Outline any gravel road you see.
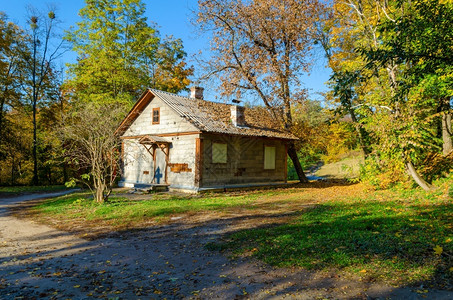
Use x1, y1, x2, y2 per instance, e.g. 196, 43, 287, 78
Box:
1, 192, 452, 299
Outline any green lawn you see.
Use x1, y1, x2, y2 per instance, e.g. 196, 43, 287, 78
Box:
212, 184, 453, 287
31, 190, 272, 226
315, 155, 364, 179
23, 179, 453, 288
0, 185, 68, 196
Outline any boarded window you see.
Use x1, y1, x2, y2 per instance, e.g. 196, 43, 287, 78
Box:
212, 142, 227, 163
264, 146, 276, 169
152, 108, 160, 124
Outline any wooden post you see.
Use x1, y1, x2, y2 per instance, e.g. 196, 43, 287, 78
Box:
152, 145, 157, 184
195, 138, 203, 188
164, 145, 169, 184
284, 143, 288, 183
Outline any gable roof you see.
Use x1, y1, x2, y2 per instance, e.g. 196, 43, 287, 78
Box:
115, 88, 297, 140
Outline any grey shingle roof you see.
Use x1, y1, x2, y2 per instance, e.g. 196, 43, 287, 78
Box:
150, 89, 297, 140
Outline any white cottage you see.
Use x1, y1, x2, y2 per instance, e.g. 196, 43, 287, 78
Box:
115, 87, 297, 192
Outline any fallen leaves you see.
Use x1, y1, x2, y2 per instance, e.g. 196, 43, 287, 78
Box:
433, 245, 443, 255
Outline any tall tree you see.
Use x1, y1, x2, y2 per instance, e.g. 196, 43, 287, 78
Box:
364, 0, 453, 155
322, 0, 452, 190
65, 0, 193, 104
196, 0, 325, 183
0, 13, 27, 147
23, 8, 64, 185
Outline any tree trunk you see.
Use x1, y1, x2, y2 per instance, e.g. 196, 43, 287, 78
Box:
32, 100, 38, 185
32, 30, 38, 186
287, 142, 309, 183
10, 156, 15, 186
63, 162, 69, 183
95, 181, 105, 204
349, 107, 371, 156
0, 95, 5, 142
442, 112, 452, 155
406, 160, 436, 191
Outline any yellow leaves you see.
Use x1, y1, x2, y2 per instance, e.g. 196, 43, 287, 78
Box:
359, 269, 367, 273
73, 285, 81, 288
439, 0, 453, 6
433, 245, 443, 255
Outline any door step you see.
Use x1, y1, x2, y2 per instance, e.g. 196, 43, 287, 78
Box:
132, 184, 169, 193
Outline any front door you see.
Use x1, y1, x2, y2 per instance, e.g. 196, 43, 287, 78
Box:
153, 148, 167, 184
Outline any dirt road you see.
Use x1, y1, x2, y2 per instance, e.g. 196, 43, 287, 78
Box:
1, 192, 452, 299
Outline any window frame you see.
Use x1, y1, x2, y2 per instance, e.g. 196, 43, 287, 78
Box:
212, 142, 228, 164
152, 107, 160, 125
263, 145, 276, 170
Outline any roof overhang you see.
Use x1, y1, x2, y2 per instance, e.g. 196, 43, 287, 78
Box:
138, 135, 171, 146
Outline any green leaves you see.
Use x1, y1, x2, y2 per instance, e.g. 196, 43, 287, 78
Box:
65, 0, 192, 104
327, 0, 453, 189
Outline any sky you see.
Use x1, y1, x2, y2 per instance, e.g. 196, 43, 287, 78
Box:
0, 0, 331, 102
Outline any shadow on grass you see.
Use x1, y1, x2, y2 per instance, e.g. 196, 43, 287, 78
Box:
0, 185, 69, 198
215, 200, 453, 289
1, 201, 452, 299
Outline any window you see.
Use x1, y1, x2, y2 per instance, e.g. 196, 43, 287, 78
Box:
152, 108, 160, 124
264, 146, 276, 169
212, 142, 227, 163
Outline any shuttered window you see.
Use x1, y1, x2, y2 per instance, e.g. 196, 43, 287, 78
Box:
264, 146, 276, 169
212, 142, 227, 163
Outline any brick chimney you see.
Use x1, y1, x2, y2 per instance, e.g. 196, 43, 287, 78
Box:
190, 86, 204, 100
230, 101, 246, 127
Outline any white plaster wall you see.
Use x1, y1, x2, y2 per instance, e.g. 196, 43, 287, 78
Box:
124, 97, 198, 137
121, 134, 198, 188
167, 134, 197, 189
122, 139, 153, 185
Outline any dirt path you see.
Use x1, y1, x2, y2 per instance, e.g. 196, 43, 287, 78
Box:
1, 192, 452, 299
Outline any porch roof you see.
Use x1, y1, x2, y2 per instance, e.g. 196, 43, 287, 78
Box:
138, 135, 171, 145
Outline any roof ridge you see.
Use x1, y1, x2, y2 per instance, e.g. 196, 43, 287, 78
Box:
149, 88, 232, 107
148, 88, 192, 101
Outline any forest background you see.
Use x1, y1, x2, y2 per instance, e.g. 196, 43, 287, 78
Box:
0, 0, 451, 202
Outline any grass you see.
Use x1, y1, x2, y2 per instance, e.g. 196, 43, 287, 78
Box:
0, 185, 68, 195
20, 179, 453, 288
214, 181, 453, 288
28, 190, 281, 231
315, 155, 364, 179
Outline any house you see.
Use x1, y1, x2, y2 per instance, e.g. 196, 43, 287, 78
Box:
115, 87, 298, 192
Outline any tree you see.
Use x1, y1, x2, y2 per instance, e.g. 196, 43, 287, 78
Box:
196, 0, 325, 183
65, 0, 193, 104
23, 8, 64, 185
364, 0, 453, 155
62, 102, 126, 203
0, 13, 27, 149
322, 0, 452, 190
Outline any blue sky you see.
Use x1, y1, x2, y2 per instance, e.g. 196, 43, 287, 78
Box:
1, 0, 330, 102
